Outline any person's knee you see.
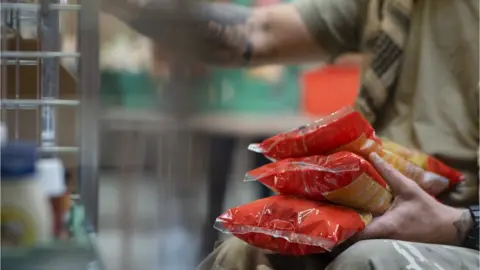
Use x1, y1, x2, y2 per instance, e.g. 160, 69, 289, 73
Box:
327, 240, 396, 270
197, 237, 273, 270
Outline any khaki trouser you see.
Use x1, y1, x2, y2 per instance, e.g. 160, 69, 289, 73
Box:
197, 237, 479, 270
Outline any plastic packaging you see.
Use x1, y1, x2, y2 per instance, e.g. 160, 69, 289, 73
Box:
249, 107, 453, 195
1, 142, 53, 246
215, 195, 372, 255
336, 134, 452, 195
381, 139, 464, 186
245, 152, 393, 214
246, 152, 392, 214
248, 107, 379, 161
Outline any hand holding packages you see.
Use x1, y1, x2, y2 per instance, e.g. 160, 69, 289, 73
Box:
250, 107, 462, 195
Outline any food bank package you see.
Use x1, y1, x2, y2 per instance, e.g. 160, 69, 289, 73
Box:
381, 139, 464, 185
248, 107, 380, 161
215, 195, 372, 255
245, 152, 392, 214
337, 135, 452, 195
248, 106, 452, 195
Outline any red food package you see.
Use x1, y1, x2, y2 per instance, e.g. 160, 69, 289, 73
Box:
245, 152, 392, 214
215, 195, 372, 255
381, 139, 464, 186
248, 107, 380, 161
337, 135, 454, 195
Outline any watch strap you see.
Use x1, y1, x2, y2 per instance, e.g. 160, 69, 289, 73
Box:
464, 205, 479, 250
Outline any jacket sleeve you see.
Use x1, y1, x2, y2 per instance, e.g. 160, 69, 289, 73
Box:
293, 0, 369, 59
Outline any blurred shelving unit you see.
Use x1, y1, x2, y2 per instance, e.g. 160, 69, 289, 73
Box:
0, 0, 103, 268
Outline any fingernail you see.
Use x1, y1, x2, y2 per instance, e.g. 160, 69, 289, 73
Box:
369, 152, 382, 163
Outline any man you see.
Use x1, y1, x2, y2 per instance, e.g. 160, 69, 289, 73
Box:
103, 0, 479, 269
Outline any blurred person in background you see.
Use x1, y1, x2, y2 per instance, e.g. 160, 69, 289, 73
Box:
102, 0, 479, 269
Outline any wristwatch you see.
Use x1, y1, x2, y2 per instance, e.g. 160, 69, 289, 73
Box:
463, 205, 479, 250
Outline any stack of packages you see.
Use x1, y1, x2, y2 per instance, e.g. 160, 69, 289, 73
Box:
214, 107, 465, 256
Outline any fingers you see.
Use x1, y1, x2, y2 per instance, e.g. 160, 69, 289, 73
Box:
369, 152, 417, 195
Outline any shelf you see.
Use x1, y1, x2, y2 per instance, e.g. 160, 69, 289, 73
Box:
38, 146, 80, 154
0, 3, 81, 11
1, 204, 104, 270
1, 99, 80, 108
101, 108, 320, 136
0, 51, 80, 59
2, 243, 103, 270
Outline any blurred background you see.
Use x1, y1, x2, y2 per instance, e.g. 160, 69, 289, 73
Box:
0, 0, 361, 269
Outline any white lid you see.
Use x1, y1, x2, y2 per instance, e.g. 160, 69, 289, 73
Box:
36, 158, 66, 197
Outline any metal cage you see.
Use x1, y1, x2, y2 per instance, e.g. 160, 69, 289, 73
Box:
1, 0, 100, 233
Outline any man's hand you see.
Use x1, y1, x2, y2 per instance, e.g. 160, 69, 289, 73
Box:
101, 0, 325, 67
356, 153, 474, 246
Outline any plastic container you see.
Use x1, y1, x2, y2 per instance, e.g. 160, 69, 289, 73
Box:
301, 66, 359, 116
36, 158, 68, 237
1, 142, 53, 246
36, 158, 66, 198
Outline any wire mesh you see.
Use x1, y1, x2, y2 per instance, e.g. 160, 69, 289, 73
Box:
0, 0, 99, 229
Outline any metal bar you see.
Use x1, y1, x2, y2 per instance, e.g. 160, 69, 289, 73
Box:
18, 15, 37, 20
38, 146, 80, 153
1, 51, 80, 58
2, 59, 39, 66
3, 4, 15, 30
78, 0, 100, 232
40, 0, 60, 149
36, 9, 41, 147
14, 7, 21, 140
1, 7, 8, 125
118, 131, 145, 270
1, 99, 80, 107
0, 3, 81, 11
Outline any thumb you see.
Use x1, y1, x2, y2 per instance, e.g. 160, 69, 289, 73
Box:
369, 152, 417, 195
354, 216, 393, 241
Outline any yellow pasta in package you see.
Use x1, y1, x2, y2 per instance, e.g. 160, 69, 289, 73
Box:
335, 135, 457, 195
381, 139, 464, 186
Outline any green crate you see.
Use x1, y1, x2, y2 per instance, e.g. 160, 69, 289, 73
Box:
197, 66, 300, 114
101, 70, 158, 109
